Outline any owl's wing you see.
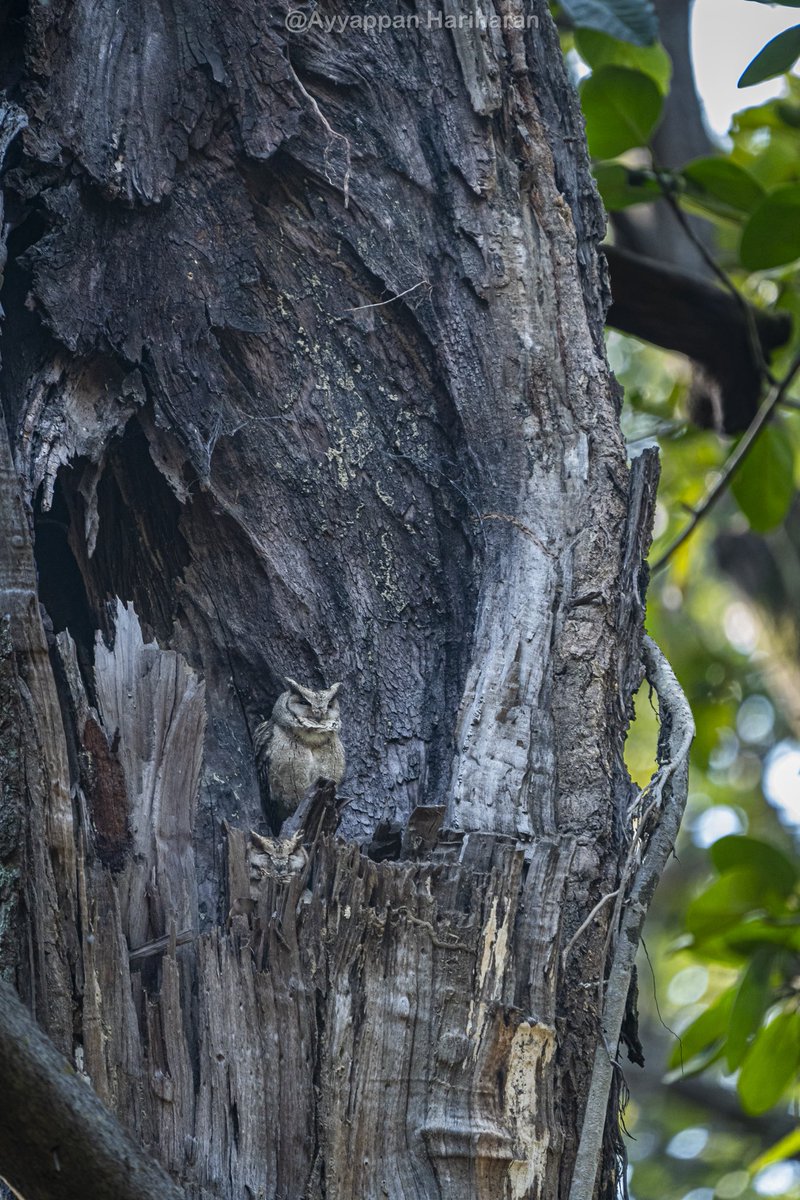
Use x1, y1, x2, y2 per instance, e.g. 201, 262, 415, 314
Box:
253, 719, 273, 785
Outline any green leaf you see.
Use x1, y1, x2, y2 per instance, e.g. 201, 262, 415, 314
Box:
560, 0, 658, 46
711, 835, 798, 895
724, 919, 800, 957
686, 869, 774, 941
730, 425, 795, 533
751, 1127, 800, 1175
574, 28, 671, 91
738, 1011, 800, 1113
726, 947, 776, 1070
667, 985, 736, 1071
735, 97, 800, 134
681, 157, 765, 218
686, 864, 796, 945
580, 67, 664, 159
775, 100, 800, 129
739, 25, 800, 87
593, 163, 661, 210
740, 184, 800, 269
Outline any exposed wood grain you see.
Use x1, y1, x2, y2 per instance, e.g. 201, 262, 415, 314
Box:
0, 101, 76, 1044
0, 977, 187, 1200
0, 5, 689, 1199
93, 600, 206, 948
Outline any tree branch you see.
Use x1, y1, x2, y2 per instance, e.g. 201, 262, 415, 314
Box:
652, 351, 800, 573
653, 170, 775, 389
0, 979, 188, 1200
603, 245, 791, 433
568, 636, 694, 1200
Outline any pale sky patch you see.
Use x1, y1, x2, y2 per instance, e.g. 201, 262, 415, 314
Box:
691, 0, 800, 137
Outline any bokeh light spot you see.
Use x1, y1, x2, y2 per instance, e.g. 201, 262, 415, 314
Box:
666, 1127, 709, 1160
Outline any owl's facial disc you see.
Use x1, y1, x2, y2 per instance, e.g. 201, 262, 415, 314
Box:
283, 677, 342, 723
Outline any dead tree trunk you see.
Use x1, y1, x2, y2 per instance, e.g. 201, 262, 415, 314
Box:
0, 4, 691, 1199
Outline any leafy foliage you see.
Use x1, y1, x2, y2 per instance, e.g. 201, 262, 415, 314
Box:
591, 162, 661, 209
574, 27, 671, 88
730, 424, 795, 531
739, 25, 800, 88
565, 10, 800, 1196
681, 157, 765, 220
559, 0, 658, 46
572, 34, 800, 538
675, 834, 800, 1114
740, 184, 800, 269
580, 65, 663, 158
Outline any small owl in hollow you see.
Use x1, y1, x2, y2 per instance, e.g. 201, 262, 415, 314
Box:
254, 677, 345, 829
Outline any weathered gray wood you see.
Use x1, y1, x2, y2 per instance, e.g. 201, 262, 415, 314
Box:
0, 7, 688, 1200
93, 599, 206, 948
0, 99, 76, 1044
569, 635, 695, 1200
0, 977, 186, 1200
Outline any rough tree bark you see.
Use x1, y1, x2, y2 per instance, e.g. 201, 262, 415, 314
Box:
0, 4, 690, 1199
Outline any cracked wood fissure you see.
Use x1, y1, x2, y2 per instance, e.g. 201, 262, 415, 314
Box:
0, 2, 683, 1198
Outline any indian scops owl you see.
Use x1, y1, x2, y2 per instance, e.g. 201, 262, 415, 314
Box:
254, 678, 345, 829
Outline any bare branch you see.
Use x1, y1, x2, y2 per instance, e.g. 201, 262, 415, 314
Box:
342, 279, 431, 314
0, 980, 188, 1200
653, 168, 776, 387
652, 351, 800, 573
561, 889, 620, 968
604, 244, 790, 433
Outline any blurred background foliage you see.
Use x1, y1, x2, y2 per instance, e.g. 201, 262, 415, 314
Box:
556, 1, 800, 1197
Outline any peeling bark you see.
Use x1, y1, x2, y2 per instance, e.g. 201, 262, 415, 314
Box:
0, 4, 689, 1199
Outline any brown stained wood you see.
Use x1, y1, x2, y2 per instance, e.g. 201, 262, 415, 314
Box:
79, 714, 131, 869
220, 831, 559, 1200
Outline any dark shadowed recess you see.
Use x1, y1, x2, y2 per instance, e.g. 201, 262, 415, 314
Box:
0, 125, 481, 876
0, 0, 618, 869
35, 422, 190, 651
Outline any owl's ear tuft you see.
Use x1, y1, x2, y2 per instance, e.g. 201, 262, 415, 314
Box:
283, 676, 304, 695
326, 682, 342, 700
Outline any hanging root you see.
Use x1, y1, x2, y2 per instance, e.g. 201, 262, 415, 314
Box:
568, 635, 694, 1200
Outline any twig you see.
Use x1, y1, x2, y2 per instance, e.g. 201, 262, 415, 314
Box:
480, 511, 555, 557
562, 890, 620, 967
128, 928, 194, 962
653, 166, 775, 387
652, 351, 800, 573
599, 781, 666, 986
288, 62, 351, 208
344, 279, 431, 313
568, 636, 694, 1200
